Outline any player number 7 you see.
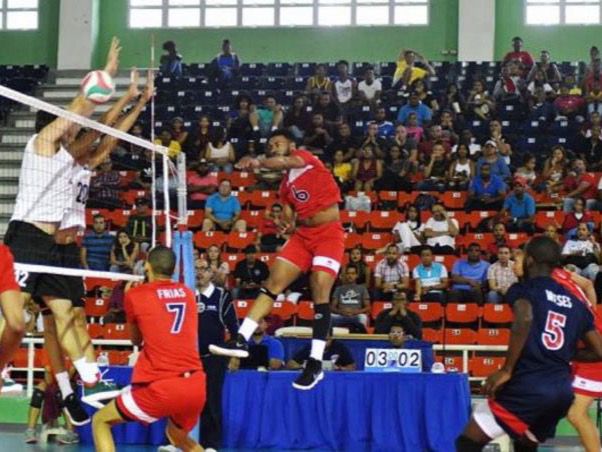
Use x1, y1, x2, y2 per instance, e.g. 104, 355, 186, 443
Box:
542, 311, 566, 351
166, 302, 186, 334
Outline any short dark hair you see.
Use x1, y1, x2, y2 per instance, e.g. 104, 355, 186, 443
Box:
337, 59, 349, 67
346, 264, 358, 273
525, 236, 561, 269
468, 242, 481, 250
93, 214, 105, 221
497, 245, 511, 252
512, 36, 523, 42
420, 245, 433, 255
244, 244, 258, 255
269, 128, 295, 142
35, 110, 57, 133
148, 246, 176, 277
162, 40, 176, 51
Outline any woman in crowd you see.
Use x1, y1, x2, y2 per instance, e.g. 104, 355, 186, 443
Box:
110, 230, 139, 274
346, 246, 371, 288
205, 127, 236, 173
447, 143, 474, 190
392, 204, 424, 254
352, 145, 383, 192
205, 244, 230, 287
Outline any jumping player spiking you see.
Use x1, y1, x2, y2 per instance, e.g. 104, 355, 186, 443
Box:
210, 128, 345, 390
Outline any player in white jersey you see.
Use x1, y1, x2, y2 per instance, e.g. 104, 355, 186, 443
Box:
3, 37, 122, 424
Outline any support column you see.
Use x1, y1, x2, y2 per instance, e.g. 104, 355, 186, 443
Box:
458, 0, 495, 61
57, 0, 99, 70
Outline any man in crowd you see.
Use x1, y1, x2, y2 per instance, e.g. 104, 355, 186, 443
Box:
374, 290, 422, 338
187, 159, 218, 210
358, 66, 382, 108
233, 245, 270, 300
450, 243, 490, 304
412, 246, 448, 304
500, 179, 536, 233
386, 324, 434, 372
202, 179, 246, 232
331, 265, 371, 332
393, 49, 435, 87
211, 39, 240, 85
423, 203, 459, 254
465, 163, 507, 212
486, 245, 518, 304
396, 91, 432, 127
240, 317, 285, 370
81, 214, 114, 271
564, 158, 599, 212
374, 245, 410, 301
502, 36, 534, 74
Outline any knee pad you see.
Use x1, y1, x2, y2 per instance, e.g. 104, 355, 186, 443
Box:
30, 387, 44, 409
259, 286, 279, 301
455, 434, 485, 452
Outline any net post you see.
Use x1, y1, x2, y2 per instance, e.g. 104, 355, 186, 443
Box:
150, 34, 157, 248
177, 152, 188, 229
163, 153, 172, 247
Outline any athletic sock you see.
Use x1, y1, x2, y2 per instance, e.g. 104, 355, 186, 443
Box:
239, 318, 258, 342
55, 371, 73, 399
310, 304, 331, 361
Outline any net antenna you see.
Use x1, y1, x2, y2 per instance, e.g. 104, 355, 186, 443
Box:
150, 33, 158, 248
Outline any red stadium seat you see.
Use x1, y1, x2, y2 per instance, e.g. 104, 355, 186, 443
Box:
229, 171, 256, 189
108, 209, 132, 228
86, 208, 112, 227
121, 190, 147, 206
469, 356, 505, 378
371, 301, 393, 320
378, 191, 399, 204
84, 297, 110, 317
186, 210, 205, 229
234, 299, 254, 319
239, 210, 263, 230
297, 301, 314, 322
368, 211, 401, 232
237, 190, 278, 209
422, 328, 443, 344
440, 355, 465, 372
360, 233, 393, 251
440, 191, 467, 210
344, 233, 364, 249
226, 232, 257, 251
87, 323, 105, 339
535, 211, 565, 230
482, 304, 514, 325
408, 302, 444, 324
457, 233, 493, 250
445, 303, 480, 324
477, 328, 510, 346
225, 253, 244, 272
271, 301, 297, 322
105, 323, 131, 341
434, 254, 457, 272
193, 231, 227, 249
507, 233, 529, 248
340, 210, 370, 231
257, 253, 275, 266
107, 350, 130, 366
84, 277, 120, 292
444, 328, 477, 345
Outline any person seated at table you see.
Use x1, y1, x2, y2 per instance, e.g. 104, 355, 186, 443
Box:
331, 265, 371, 333
240, 317, 284, 370
449, 243, 490, 304
374, 290, 422, 338
385, 324, 434, 372
286, 332, 356, 371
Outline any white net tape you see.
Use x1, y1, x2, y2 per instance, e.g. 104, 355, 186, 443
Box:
13, 263, 144, 282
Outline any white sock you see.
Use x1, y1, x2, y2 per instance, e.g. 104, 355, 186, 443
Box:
55, 371, 73, 399
239, 318, 258, 341
73, 358, 99, 385
310, 339, 326, 361
252, 126, 259, 132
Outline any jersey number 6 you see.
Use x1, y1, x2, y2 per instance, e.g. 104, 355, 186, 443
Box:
166, 302, 186, 334
542, 311, 567, 351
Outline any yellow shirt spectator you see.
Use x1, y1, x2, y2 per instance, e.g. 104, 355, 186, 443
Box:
333, 162, 352, 182
154, 138, 182, 159
393, 60, 428, 86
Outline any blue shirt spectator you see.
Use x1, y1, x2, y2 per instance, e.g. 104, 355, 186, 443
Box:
476, 141, 511, 179
469, 173, 506, 198
211, 39, 240, 82
241, 318, 285, 370
451, 255, 490, 291
159, 41, 183, 77
396, 93, 433, 126
205, 188, 241, 222
503, 190, 536, 220
82, 215, 114, 271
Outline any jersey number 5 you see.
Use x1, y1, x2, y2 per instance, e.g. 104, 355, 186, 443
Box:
166, 303, 186, 334
542, 311, 567, 351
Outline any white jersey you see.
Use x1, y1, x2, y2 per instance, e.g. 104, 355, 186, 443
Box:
60, 164, 91, 230
11, 134, 74, 223
334, 78, 354, 104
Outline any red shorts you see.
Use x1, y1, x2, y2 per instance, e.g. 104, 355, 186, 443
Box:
573, 362, 602, 397
116, 371, 206, 432
0, 245, 19, 294
278, 222, 345, 278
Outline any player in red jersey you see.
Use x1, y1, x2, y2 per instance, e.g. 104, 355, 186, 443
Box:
0, 244, 25, 391
210, 129, 345, 390
92, 246, 205, 452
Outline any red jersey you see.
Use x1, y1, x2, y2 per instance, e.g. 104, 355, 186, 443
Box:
125, 280, 202, 384
278, 149, 342, 220
552, 268, 602, 333
0, 245, 19, 294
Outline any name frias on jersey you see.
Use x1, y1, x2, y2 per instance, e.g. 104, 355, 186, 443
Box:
157, 288, 187, 299
545, 290, 573, 309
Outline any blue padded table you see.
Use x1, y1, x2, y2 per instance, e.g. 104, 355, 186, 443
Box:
223, 370, 471, 451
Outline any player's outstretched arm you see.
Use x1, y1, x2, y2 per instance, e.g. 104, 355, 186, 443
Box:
575, 330, 602, 362
237, 154, 306, 171
484, 297, 532, 398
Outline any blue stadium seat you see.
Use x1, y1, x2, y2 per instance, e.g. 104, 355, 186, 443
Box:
240, 63, 265, 76
296, 63, 316, 77
266, 63, 292, 77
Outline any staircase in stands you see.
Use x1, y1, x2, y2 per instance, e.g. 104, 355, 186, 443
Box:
0, 70, 142, 238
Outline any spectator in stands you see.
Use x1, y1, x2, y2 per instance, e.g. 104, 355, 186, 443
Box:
404, 112, 425, 142
252, 153, 285, 190
305, 64, 332, 102
331, 265, 371, 332
352, 145, 383, 192
88, 158, 122, 209
110, 230, 140, 274
358, 66, 381, 108
465, 163, 507, 212
563, 158, 598, 212
371, 107, 395, 139
251, 95, 283, 138
381, 144, 414, 191
203, 179, 246, 232
467, 79, 495, 120
562, 197, 595, 238
331, 149, 353, 193
257, 203, 289, 252
226, 95, 254, 147
500, 179, 536, 233
447, 143, 474, 190
418, 142, 448, 191
389, 124, 419, 161
541, 145, 568, 194
528, 86, 556, 122
412, 246, 448, 304
582, 111, 602, 138
333, 60, 356, 117
240, 317, 284, 370
392, 48, 435, 88
412, 78, 439, 112
583, 58, 602, 95
554, 83, 585, 119
304, 112, 333, 156
374, 290, 422, 337
283, 95, 311, 141
587, 46, 601, 75
103, 281, 126, 324
211, 39, 240, 85
544, 224, 562, 245
188, 159, 218, 209
374, 245, 411, 301
476, 140, 511, 180
515, 154, 537, 188
346, 246, 371, 288
313, 91, 342, 132
160, 40, 183, 77
486, 222, 510, 261
233, 245, 269, 300
154, 129, 182, 159
287, 331, 355, 371
441, 83, 466, 116
186, 115, 213, 163
527, 50, 561, 84
438, 110, 460, 144
205, 244, 230, 287
486, 245, 518, 304
113, 123, 147, 171
360, 122, 386, 157
526, 69, 554, 98
488, 120, 513, 166
451, 129, 481, 156
205, 127, 236, 173
503, 36, 534, 73
423, 203, 459, 254
576, 125, 602, 170
397, 91, 433, 127
126, 197, 152, 252
327, 122, 360, 162
81, 214, 113, 271
450, 243, 490, 304
392, 204, 424, 254
418, 125, 452, 163
562, 223, 601, 280
169, 117, 188, 146
493, 61, 525, 104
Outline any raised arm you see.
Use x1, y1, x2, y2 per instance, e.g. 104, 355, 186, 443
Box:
237, 154, 305, 171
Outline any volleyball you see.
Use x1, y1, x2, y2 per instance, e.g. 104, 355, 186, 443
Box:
80, 70, 115, 104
